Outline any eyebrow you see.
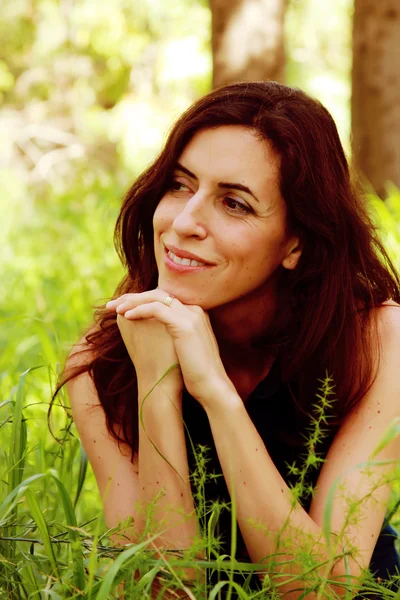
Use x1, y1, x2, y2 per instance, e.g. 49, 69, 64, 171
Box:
175, 162, 259, 202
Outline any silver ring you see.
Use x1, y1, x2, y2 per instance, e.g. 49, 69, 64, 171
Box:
163, 294, 175, 307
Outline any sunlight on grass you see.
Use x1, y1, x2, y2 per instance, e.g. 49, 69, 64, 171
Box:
2, 161, 400, 596
3, 214, 400, 595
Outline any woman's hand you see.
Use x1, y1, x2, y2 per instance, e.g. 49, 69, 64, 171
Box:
107, 289, 236, 407
107, 290, 184, 399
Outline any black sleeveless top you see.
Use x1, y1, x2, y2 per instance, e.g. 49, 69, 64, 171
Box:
182, 357, 400, 594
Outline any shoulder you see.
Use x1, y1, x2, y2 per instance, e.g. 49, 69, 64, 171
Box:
372, 299, 400, 338
65, 329, 123, 437
64, 331, 98, 413
368, 300, 400, 385
322, 300, 400, 467
352, 300, 400, 418
64, 329, 134, 450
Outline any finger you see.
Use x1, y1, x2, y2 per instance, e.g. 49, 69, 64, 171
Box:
106, 292, 155, 309
123, 302, 184, 327
106, 294, 134, 309
106, 294, 144, 312
107, 290, 181, 313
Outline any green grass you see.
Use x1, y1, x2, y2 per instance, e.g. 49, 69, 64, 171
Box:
2, 178, 400, 598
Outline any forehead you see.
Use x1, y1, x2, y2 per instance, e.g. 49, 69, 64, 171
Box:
178, 126, 281, 190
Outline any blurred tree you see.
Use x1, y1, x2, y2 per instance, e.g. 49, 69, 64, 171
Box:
285, 0, 352, 152
352, 0, 400, 198
0, 0, 211, 202
210, 0, 286, 88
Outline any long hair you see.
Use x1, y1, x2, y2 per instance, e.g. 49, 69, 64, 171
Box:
54, 81, 400, 456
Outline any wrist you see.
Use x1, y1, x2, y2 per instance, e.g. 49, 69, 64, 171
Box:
137, 366, 183, 399
139, 383, 182, 403
198, 379, 243, 414
138, 381, 183, 413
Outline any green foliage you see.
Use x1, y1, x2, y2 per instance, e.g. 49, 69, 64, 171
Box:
285, 0, 352, 151
1, 0, 400, 596
368, 185, 400, 269
1, 367, 399, 597
0, 0, 212, 208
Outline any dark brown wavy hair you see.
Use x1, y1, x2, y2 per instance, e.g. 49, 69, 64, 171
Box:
55, 81, 400, 457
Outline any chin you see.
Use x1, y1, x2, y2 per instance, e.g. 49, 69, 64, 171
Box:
169, 291, 204, 306
157, 281, 204, 308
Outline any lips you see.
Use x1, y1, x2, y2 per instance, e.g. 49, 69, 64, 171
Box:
164, 244, 213, 265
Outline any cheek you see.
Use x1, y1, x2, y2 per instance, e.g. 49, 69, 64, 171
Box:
152, 206, 166, 236
237, 235, 281, 273
153, 198, 175, 231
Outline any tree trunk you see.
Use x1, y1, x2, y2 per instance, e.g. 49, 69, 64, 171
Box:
210, 0, 286, 89
352, 0, 400, 198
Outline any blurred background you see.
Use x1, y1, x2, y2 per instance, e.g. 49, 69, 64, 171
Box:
2, 0, 400, 366
1, 0, 400, 572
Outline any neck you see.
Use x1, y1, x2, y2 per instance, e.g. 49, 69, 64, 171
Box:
209, 285, 279, 365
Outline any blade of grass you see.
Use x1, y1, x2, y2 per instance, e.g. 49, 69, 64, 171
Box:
95, 534, 160, 600
74, 441, 88, 509
0, 398, 14, 410
322, 473, 341, 553
0, 473, 46, 520
139, 364, 184, 481
9, 368, 30, 492
24, 487, 61, 581
17, 563, 41, 599
50, 472, 85, 593
226, 472, 238, 600
370, 417, 400, 459
209, 580, 249, 600
86, 518, 100, 600
1, 373, 28, 574
133, 564, 161, 594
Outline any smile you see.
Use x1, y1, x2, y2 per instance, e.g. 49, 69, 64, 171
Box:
163, 247, 214, 273
167, 249, 206, 267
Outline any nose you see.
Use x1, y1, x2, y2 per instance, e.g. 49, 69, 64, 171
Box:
172, 192, 208, 239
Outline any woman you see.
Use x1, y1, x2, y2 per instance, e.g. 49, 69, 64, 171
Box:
62, 81, 400, 598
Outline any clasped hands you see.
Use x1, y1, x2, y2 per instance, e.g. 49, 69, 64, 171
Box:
106, 288, 236, 408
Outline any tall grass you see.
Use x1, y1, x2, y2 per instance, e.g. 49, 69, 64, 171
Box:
1, 180, 400, 598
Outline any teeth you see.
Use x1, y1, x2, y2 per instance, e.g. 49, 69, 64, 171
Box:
167, 250, 205, 267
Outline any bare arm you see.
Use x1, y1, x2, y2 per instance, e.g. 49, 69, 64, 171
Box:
66, 321, 199, 554
66, 332, 200, 599
201, 306, 400, 598
135, 376, 198, 550
111, 294, 400, 599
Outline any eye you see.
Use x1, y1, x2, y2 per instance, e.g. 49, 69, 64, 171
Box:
223, 197, 253, 215
169, 178, 191, 193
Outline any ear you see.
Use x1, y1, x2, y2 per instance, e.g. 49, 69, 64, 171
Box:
281, 237, 302, 270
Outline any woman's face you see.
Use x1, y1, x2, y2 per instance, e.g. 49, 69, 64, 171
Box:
153, 125, 301, 310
